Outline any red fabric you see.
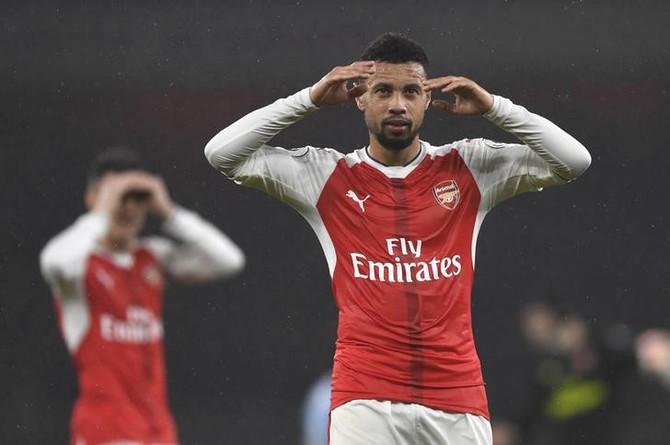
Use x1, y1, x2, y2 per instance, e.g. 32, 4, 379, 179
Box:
318, 151, 490, 419
59, 247, 178, 445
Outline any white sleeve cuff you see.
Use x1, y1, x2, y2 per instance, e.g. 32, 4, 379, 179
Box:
162, 206, 199, 238
483, 95, 510, 125
297, 87, 320, 111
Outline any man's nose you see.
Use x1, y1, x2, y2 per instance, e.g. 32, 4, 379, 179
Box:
388, 92, 407, 114
121, 199, 144, 214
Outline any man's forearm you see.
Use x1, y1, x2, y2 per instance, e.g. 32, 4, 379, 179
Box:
163, 206, 245, 279
204, 88, 317, 178
484, 95, 591, 180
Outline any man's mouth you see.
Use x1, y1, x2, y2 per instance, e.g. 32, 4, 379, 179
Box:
117, 213, 139, 226
119, 218, 136, 227
383, 119, 411, 133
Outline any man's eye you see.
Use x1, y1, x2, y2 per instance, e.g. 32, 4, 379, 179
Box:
376, 87, 390, 94
405, 88, 420, 95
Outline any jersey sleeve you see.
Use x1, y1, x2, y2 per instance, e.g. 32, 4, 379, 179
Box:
204, 88, 343, 210
455, 95, 592, 210
39, 212, 109, 301
143, 206, 245, 282
39, 212, 107, 352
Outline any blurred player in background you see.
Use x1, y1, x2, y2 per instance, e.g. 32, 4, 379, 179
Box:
205, 33, 590, 444
517, 301, 670, 445
40, 148, 245, 445
301, 370, 332, 445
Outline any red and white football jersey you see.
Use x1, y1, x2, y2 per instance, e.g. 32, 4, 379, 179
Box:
62, 245, 177, 445
41, 208, 245, 445
205, 88, 590, 418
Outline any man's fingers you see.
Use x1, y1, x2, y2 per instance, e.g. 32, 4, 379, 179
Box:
442, 81, 469, 93
101, 172, 142, 191
349, 61, 376, 74
109, 171, 149, 182
346, 83, 368, 98
350, 60, 376, 69
423, 76, 458, 91
335, 62, 375, 75
431, 99, 453, 113
332, 65, 375, 81
329, 72, 371, 84
311, 62, 376, 106
329, 62, 375, 81
117, 174, 155, 193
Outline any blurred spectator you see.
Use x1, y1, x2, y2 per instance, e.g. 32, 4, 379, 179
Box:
636, 329, 670, 388
518, 302, 615, 444
516, 301, 670, 445
301, 370, 332, 445
491, 420, 519, 445
607, 328, 670, 445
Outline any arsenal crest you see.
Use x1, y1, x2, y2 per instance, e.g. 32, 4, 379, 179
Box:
143, 264, 163, 288
432, 180, 460, 210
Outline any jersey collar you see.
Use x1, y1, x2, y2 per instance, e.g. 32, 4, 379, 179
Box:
359, 141, 427, 179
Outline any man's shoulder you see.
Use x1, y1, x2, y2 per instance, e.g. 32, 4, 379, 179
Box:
287, 145, 345, 158
424, 138, 483, 156
423, 139, 467, 160
342, 147, 367, 167
290, 145, 362, 169
425, 138, 516, 160
137, 237, 173, 264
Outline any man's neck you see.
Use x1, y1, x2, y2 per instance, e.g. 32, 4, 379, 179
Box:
367, 136, 421, 167
99, 236, 133, 253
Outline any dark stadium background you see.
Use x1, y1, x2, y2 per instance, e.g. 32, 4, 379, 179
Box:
1, 1, 669, 443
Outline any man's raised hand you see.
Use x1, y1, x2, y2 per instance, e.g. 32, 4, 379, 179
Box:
142, 175, 175, 220
309, 61, 376, 107
423, 76, 494, 116
93, 172, 174, 220
93, 172, 149, 215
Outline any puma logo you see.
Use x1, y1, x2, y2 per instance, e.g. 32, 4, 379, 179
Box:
346, 190, 370, 213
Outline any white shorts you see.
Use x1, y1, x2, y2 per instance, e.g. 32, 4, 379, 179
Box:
330, 400, 492, 445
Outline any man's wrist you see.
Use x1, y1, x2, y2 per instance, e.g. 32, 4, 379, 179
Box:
300, 87, 320, 110
162, 206, 204, 240
483, 94, 502, 120
160, 204, 180, 225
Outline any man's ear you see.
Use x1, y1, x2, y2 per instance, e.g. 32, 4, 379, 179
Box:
355, 94, 366, 111
424, 90, 432, 110
84, 189, 96, 210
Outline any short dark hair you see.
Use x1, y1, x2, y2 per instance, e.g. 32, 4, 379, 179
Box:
361, 33, 429, 72
87, 146, 145, 187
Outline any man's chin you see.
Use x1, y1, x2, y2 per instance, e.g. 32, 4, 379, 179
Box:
383, 142, 412, 151
110, 224, 141, 242
377, 133, 415, 151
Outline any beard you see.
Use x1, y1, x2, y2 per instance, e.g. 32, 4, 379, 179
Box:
374, 125, 420, 151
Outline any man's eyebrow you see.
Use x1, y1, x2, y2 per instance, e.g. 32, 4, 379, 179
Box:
370, 81, 392, 89
370, 81, 421, 88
